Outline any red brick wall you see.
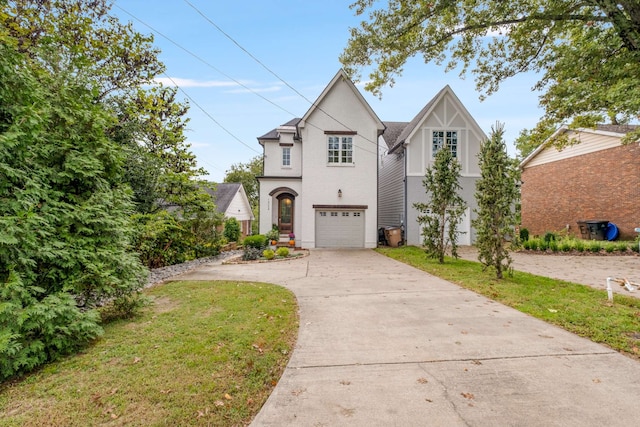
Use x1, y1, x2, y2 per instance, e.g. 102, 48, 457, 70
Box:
521, 143, 640, 240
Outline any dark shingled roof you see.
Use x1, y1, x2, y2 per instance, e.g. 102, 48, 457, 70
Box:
596, 124, 639, 134
382, 121, 409, 150
203, 183, 241, 213
258, 118, 302, 140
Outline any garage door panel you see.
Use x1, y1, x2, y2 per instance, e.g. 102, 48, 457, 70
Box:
316, 210, 364, 248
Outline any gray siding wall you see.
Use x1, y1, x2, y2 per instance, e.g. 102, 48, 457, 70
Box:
378, 151, 405, 228
405, 175, 479, 246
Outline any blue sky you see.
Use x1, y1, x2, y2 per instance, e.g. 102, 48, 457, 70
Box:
113, 0, 544, 182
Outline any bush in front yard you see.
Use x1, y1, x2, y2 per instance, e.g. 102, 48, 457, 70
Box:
243, 234, 267, 249
276, 247, 289, 257
263, 249, 275, 260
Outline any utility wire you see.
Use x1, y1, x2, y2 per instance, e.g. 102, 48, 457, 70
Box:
182, 0, 383, 151
114, 2, 380, 157
162, 74, 261, 154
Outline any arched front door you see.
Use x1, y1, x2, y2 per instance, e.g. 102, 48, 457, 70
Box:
277, 194, 294, 235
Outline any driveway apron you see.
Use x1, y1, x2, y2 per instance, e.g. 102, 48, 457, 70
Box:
174, 249, 640, 426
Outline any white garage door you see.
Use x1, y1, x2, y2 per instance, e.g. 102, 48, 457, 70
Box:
315, 210, 365, 248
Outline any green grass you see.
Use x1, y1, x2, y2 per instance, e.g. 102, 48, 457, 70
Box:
377, 246, 640, 359
0, 281, 298, 426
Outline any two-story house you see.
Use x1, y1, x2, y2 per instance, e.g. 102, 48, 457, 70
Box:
257, 70, 385, 248
378, 86, 486, 246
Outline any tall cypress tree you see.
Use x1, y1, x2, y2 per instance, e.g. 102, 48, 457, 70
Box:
473, 122, 519, 279
414, 143, 466, 263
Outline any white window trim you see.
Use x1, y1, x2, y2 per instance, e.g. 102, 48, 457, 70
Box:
327, 135, 355, 166
431, 130, 459, 159
282, 146, 291, 168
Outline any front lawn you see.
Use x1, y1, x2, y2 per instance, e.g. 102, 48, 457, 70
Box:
0, 281, 298, 426
377, 246, 640, 360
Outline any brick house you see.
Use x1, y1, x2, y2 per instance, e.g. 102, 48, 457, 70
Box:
519, 125, 640, 239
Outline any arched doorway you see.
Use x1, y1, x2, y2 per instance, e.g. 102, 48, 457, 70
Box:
277, 194, 294, 235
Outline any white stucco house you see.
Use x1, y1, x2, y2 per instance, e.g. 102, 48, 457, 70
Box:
378, 86, 486, 246
257, 69, 384, 248
203, 183, 254, 237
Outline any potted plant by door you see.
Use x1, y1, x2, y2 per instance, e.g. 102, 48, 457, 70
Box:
266, 227, 280, 247
288, 233, 295, 247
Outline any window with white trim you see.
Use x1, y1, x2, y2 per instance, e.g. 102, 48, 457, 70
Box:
328, 136, 353, 164
282, 147, 291, 166
432, 131, 457, 158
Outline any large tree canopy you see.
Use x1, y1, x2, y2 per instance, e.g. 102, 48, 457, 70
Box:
341, 0, 640, 148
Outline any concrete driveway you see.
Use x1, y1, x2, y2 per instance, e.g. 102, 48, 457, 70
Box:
175, 249, 640, 426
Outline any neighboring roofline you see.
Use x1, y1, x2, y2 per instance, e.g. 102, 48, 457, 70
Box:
388, 85, 486, 154
298, 69, 385, 134
518, 125, 636, 169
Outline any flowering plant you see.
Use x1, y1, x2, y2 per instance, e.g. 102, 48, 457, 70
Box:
288, 233, 295, 239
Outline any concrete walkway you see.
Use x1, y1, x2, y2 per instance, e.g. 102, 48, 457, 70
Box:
174, 249, 640, 426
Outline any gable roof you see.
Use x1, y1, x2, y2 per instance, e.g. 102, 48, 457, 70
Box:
299, 69, 385, 134
388, 85, 485, 154
519, 124, 639, 169
203, 182, 241, 213
258, 118, 302, 141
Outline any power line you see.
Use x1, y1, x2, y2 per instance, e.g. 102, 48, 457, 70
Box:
162, 74, 261, 154
114, 2, 379, 157
181, 0, 383, 152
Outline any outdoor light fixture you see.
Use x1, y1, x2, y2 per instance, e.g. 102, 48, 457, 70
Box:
338, 189, 342, 197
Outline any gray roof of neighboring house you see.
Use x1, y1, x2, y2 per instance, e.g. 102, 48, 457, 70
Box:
258, 118, 302, 140
388, 85, 450, 153
596, 124, 639, 134
203, 183, 241, 213
382, 121, 409, 150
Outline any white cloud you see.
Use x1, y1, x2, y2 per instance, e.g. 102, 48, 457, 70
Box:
155, 77, 243, 88
225, 85, 283, 94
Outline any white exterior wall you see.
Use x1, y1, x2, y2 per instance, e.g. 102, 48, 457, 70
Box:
298, 77, 380, 248
258, 178, 302, 238
262, 128, 302, 177
225, 193, 252, 221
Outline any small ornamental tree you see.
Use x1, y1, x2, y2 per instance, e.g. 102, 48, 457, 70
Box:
223, 217, 241, 242
414, 143, 466, 263
473, 122, 520, 279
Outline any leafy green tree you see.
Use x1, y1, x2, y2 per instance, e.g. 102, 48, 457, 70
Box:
108, 86, 206, 214
2, 0, 163, 100
224, 156, 263, 234
414, 144, 466, 263
223, 217, 242, 242
341, 0, 640, 147
0, 38, 146, 379
473, 123, 519, 279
